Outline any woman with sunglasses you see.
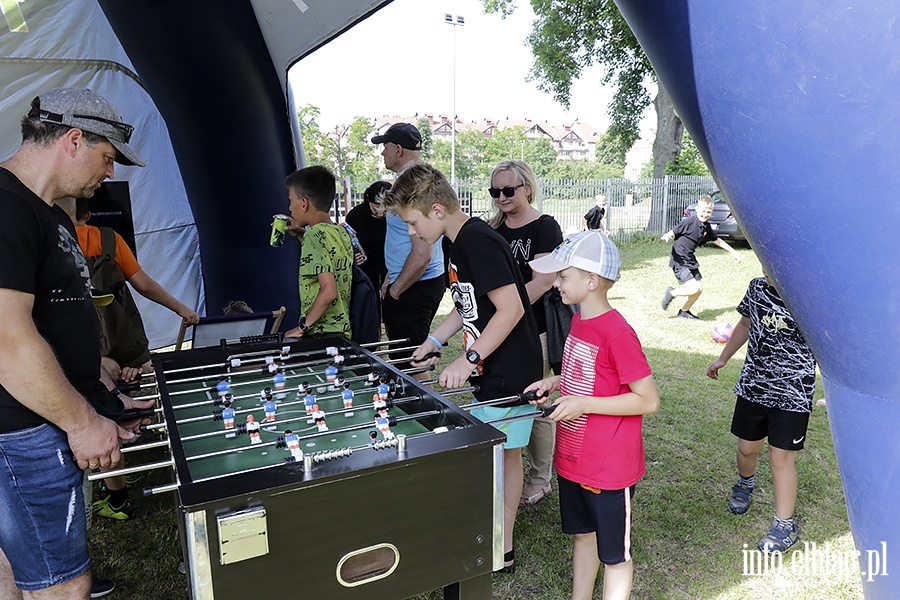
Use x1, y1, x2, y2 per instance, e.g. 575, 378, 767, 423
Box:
487, 160, 564, 508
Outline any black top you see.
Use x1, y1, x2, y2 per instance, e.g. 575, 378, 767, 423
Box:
450, 218, 542, 401
669, 214, 718, 269
584, 205, 606, 230
734, 278, 816, 413
0, 169, 111, 432
345, 202, 387, 287
495, 214, 563, 334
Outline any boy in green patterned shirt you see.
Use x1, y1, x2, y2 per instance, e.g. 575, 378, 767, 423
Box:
283, 165, 353, 338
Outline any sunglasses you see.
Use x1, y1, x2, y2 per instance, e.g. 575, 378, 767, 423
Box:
488, 183, 525, 199
29, 108, 134, 143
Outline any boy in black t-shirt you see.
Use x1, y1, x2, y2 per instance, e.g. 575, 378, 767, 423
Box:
707, 273, 816, 553
660, 195, 740, 319
383, 163, 542, 575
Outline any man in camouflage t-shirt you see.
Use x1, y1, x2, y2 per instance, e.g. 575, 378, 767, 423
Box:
283, 166, 352, 338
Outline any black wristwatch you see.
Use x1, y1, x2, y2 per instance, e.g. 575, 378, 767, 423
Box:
298, 316, 311, 333
465, 348, 482, 365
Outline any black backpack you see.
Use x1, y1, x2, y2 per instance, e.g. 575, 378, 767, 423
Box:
89, 227, 151, 367
349, 263, 380, 345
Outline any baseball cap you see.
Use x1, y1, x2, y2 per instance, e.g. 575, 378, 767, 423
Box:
371, 122, 422, 151
530, 230, 621, 281
28, 88, 146, 167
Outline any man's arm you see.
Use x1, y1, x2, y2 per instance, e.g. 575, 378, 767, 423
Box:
128, 269, 200, 324
0, 288, 129, 470
388, 234, 434, 298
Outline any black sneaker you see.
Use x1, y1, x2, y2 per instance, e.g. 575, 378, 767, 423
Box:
728, 481, 753, 514
677, 309, 700, 320
91, 576, 115, 598
661, 287, 674, 310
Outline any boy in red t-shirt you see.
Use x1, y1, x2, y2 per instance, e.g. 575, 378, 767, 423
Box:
527, 231, 660, 600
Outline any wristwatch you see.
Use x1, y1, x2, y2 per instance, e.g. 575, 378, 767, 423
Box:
465, 348, 482, 365
298, 316, 311, 333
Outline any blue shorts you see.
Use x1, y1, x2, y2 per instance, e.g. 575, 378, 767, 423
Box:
0, 424, 90, 591
469, 403, 534, 449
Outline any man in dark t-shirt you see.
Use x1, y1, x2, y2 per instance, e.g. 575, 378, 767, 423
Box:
660, 195, 741, 319
0, 88, 145, 597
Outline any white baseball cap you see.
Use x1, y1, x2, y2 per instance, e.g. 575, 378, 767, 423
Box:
529, 230, 621, 281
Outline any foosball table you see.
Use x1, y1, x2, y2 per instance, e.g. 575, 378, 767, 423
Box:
111, 336, 508, 599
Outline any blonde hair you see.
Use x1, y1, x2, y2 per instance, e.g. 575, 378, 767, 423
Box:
487, 160, 539, 229
383, 163, 459, 214
698, 194, 714, 206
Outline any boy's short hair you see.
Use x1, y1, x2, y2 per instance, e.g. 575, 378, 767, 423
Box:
75, 198, 90, 222
383, 163, 459, 214
285, 165, 336, 212
364, 180, 392, 205
698, 194, 714, 206
530, 230, 621, 281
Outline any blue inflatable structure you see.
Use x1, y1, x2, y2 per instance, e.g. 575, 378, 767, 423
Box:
613, 1, 899, 596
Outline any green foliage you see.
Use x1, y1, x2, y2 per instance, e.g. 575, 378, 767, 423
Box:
544, 159, 622, 180
665, 131, 711, 176
484, 0, 653, 153
417, 116, 434, 162
594, 128, 627, 169
296, 106, 378, 183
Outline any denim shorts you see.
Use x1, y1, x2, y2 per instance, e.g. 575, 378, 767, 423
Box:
0, 423, 90, 591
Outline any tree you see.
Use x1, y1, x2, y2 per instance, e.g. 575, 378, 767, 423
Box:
545, 159, 622, 180
417, 116, 434, 162
482, 1, 683, 180
665, 131, 710, 176
595, 129, 627, 169
297, 104, 323, 166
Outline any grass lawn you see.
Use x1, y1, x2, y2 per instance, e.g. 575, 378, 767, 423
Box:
91, 237, 863, 599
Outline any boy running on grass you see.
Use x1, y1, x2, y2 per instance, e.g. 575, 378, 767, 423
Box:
525, 231, 660, 600
661, 194, 740, 319
707, 272, 816, 553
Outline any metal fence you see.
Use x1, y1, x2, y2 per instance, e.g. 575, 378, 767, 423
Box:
337, 175, 718, 240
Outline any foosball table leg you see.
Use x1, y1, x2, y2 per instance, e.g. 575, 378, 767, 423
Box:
443, 572, 492, 600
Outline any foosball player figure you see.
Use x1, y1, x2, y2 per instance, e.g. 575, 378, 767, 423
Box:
373, 397, 388, 418
333, 354, 345, 365
366, 371, 379, 386
266, 356, 278, 373
260, 387, 272, 401
313, 409, 328, 432
325, 361, 338, 382
246, 414, 261, 444
377, 377, 390, 401
284, 430, 303, 462
299, 381, 311, 395
375, 415, 394, 439
342, 382, 354, 411
304, 392, 317, 415
264, 397, 277, 427
217, 376, 230, 397
368, 430, 378, 446
222, 399, 236, 437
281, 346, 291, 360
273, 368, 286, 390
333, 375, 345, 391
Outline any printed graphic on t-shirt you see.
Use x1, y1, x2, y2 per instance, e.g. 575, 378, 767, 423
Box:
555, 336, 599, 463
448, 261, 477, 321
57, 224, 91, 300
734, 278, 816, 412
508, 238, 532, 261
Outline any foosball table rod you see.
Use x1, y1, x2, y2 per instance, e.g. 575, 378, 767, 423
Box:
85, 458, 175, 482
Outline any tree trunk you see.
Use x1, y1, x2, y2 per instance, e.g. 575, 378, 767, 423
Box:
648, 82, 684, 230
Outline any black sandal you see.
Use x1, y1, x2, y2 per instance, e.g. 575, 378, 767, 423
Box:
497, 549, 515, 574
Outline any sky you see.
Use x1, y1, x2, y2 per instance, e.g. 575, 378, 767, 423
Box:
287, 0, 652, 134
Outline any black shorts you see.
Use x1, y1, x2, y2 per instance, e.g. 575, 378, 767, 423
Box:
673, 265, 702, 284
382, 275, 445, 360
731, 396, 810, 451
558, 475, 635, 565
